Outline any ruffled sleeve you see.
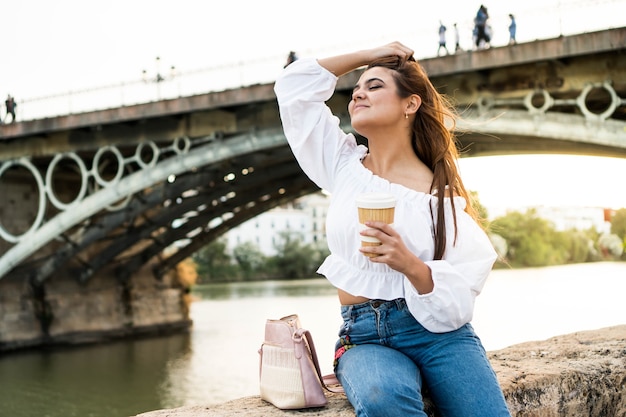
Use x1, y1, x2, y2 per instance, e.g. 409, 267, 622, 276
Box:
274, 58, 360, 193
403, 197, 497, 333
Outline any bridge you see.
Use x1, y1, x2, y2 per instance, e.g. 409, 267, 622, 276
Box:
0, 27, 624, 351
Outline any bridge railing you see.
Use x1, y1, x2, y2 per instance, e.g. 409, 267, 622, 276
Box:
12, 0, 625, 122
16, 57, 285, 121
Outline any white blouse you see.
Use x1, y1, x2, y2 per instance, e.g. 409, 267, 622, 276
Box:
274, 58, 497, 333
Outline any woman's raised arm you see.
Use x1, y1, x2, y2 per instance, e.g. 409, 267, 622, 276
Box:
317, 42, 415, 77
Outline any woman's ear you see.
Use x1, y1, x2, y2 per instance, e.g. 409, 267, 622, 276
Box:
406, 94, 422, 115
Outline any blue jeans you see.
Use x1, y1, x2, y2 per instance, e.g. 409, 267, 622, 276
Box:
333, 299, 511, 417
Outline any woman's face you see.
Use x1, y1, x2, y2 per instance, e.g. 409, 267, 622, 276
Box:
348, 66, 407, 134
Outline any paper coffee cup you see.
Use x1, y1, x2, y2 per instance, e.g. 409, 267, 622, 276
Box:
356, 193, 396, 257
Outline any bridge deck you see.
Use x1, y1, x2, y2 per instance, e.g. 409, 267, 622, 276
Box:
1, 27, 624, 142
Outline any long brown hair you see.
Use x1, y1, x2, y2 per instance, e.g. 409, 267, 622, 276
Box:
367, 56, 478, 260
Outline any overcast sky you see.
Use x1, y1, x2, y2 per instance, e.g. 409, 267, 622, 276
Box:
3, 0, 624, 99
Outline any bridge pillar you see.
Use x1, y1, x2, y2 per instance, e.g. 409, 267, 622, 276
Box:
0, 260, 192, 351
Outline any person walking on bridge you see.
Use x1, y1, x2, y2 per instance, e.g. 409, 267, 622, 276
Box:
284, 51, 298, 68
508, 14, 517, 45
4, 94, 16, 123
454, 23, 462, 52
275, 42, 511, 417
474, 4, 490, 49
437, 21, 449, 56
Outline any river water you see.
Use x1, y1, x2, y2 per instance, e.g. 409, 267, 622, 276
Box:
0, 262, 624, 417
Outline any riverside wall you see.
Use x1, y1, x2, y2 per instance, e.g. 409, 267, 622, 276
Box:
0, 260, 193, 352
135, 325, 626, 417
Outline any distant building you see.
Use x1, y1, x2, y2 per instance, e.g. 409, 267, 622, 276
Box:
225, 191, 329, 256
301, 191, 330, 245
532, 206, 610, 233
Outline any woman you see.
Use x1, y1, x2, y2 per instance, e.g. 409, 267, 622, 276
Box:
274, 42, 511, 417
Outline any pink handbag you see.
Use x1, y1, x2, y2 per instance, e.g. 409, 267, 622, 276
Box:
259, 314, 342, 409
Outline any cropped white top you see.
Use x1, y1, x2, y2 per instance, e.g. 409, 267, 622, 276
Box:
274, 58, 497, 333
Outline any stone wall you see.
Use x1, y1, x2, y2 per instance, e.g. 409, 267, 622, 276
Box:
0, 261, 192, 351
135, 325, 626, 417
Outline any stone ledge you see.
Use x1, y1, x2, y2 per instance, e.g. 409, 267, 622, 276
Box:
134, 325, 626, 417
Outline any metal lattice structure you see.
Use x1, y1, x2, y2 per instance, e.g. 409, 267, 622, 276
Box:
0, 130, 317, 284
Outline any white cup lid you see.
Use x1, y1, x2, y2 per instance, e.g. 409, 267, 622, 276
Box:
356, 192, 396, 209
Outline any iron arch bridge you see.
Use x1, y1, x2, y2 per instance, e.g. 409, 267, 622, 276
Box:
0, 27, 624, 289
0, 129, 320, 286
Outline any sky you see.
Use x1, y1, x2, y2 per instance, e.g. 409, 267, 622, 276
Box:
2, 0, 626, 213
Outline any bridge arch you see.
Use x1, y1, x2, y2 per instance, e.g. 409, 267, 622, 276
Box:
0, 129, 318, 285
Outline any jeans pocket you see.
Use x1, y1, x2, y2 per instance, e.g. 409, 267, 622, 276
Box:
334, 328, 356, 368
338, 312, 353, 338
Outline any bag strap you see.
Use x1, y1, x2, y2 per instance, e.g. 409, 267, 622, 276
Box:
296, 329, 344, 394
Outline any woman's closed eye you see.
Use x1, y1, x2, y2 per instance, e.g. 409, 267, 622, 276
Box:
352, 85, 381, 99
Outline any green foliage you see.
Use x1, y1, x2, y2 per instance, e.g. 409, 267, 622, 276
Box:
598, 233, 624, 258
490, 208, 595, 267
192, 238, 239, 283
609, 209, 626, 260
233, 241, 267, 280
610, 208, 626, 240
192, 232, 330, 282
562, 229, 593, 263
469, 191, 490, 228
488, 233, 508, 261
266, 231, 329, 279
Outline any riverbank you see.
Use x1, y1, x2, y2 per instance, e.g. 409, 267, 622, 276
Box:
135, 324, 626, 417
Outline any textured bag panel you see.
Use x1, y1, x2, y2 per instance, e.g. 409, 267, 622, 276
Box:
259, 344, 307, 409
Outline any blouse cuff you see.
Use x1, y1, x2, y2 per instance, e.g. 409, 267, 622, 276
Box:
403, 260, 481, 333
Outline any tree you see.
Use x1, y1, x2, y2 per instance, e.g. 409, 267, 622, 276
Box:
610, 208, 626, 240
582, 227, 602, 261
192, 238, 239, 282
488, 233, 508, 261
469, 190, 490, 228
233, 241, 267, 280
598, 233, 624, 259
561, 229, 593, 263
490, 209, 564, 267
267, 231, 327, 279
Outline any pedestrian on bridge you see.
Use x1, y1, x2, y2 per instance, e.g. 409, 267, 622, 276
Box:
275, 42, 511, 417
437, 21, 449, 56
454, 22, 462, 53
284, 51, 298, 68
474, 4, 491, 49
4, 94, 16, 123
508, 14, 517, 45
